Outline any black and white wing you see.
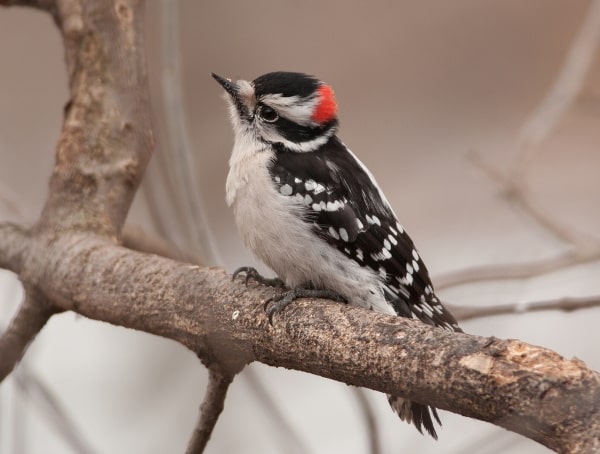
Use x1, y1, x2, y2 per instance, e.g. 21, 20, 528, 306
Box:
270, 137, 461, 332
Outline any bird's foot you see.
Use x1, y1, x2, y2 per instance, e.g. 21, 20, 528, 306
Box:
264, 287, 346, 325
232, 266, 285, 288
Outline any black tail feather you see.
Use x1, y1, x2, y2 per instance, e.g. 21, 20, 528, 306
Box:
388, 395, 441, 439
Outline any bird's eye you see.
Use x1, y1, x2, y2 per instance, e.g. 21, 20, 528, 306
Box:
257, 104, 279, 123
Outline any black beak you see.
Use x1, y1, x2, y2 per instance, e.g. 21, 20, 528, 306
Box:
211, 73, 238, 98
212, 72, 248, 118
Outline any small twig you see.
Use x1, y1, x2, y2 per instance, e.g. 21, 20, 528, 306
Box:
0, 0, 57, 15
15, 367, 98, 454
435, 247, 600, 290
449, 295, 600, 322
509, 0, 600, 181
185, 369, 233, 454
0, 180, 30, 222
468, 151, 592, 247
351, 388, 381, 454
145, 0, 220, 265
0, 287, 56, 380
121, 224, 198, 265
0, 223, 29, 274
242, 367, 312, 454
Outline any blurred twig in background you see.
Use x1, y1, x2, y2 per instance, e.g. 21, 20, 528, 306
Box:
437, 1, 600, 325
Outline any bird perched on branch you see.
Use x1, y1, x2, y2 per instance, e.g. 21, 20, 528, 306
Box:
213, 71, 462, 438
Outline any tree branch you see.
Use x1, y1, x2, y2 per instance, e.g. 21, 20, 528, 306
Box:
35, 0, 154, 236
185, 369, 233, 454
450, 295, 600, 322
0, 287, 56, 380
1, 232, 594, 453
0, 223, 29, 274
122, 224, 196, 264
435, 248, 600, 290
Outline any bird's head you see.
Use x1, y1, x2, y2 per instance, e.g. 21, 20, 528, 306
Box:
212, 71, 339, 152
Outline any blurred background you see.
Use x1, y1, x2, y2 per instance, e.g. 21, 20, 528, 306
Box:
1, 0, 599, 453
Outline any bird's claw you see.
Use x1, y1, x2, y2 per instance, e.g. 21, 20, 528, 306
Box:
263, 287, 347, 325
232, 266, 285, 288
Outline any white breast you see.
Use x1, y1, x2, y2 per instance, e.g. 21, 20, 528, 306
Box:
226, 140, 395, 316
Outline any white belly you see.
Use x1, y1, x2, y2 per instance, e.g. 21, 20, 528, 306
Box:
226, 150, 395, 315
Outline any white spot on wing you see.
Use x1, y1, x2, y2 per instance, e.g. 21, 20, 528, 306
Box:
329, 226, 340, 240
356, 248, 364, 261
388, 234, 397, 245
339, 228, 349, 242
383, 239, 391, 250
412, 260, 419, 272
305, 180, 317, 191
357, 219, 364, 230
412, 249, 419, 261
326, 200, 344, 211
406, 263, 413, 274
366, 215, 381, 226
280, 184, 293, 196
314, 183, 326, 194
371, 248, 392, 261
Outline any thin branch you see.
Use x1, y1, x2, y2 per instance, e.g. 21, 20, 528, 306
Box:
0, 180, 30, 222
435, 248, 600, 290
445, 3, 600, 294
449, 295, 600, 322
509, 0, 600, 181
142, 0, 220, 265
468, 151, 592, 247
0, 223, 29, 274
185, 369, 233, 454
15, 367, 98, 454
0, 0, 57, 16
242, 367, 313, 454
351, 388, 381, 454
121, 224, 197, 265
0, 287, 56, 381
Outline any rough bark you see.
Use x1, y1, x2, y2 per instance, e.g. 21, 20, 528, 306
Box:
0, 1, 599, 453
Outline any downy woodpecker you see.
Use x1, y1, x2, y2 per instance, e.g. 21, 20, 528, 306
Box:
213, 71, 461, 439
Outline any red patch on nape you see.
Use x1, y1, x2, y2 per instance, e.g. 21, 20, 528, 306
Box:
312, 84, 338, 124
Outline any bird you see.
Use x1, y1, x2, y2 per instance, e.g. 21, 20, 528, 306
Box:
212, 71, 462, 439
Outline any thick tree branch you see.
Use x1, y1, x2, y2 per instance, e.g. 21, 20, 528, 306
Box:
35, 0, 154, 237
3, 233, 594, 453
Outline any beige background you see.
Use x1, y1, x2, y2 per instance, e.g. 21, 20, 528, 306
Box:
1, 1, 599, 453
